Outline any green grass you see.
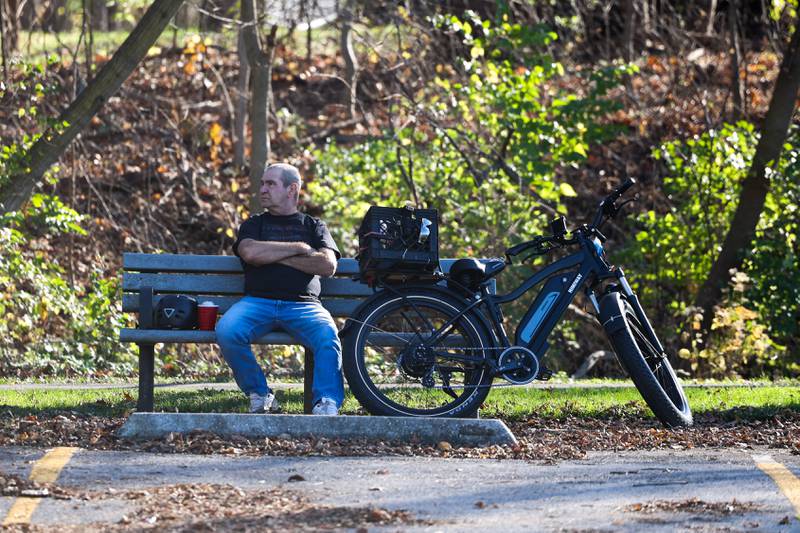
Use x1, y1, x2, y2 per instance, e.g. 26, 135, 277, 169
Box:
1, 384, 798, 421
12, 20, 411, 68
481, 385, 800, 420
12, 22, 354, 65
16, 29, 138, 60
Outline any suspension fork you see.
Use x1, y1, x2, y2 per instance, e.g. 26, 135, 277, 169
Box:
616, 269, 666, 355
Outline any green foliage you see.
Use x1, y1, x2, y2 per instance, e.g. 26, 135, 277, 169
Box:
310, 13, 632, 376
630, 122, 756, 297
0, 54, 66, 194
769, 0, 798, 22
744, 146, 800, 345
311, 13, 632, 260
627, 122, 799, 377
679, 271, 787, 378
0, 54, 133, 377
0, 197, 136, 378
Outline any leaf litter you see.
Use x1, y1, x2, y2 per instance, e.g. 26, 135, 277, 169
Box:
625, 497, 761, 515
0, 482, 428, 532
1, 409, 797, 530
0, 409, 798, 463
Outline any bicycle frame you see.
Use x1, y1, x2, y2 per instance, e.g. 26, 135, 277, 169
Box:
343, 179, 691, 424
414, 232, 666, 374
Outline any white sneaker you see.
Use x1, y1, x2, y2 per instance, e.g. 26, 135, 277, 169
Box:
312, 397, 339, 416
249, 392, 280, 414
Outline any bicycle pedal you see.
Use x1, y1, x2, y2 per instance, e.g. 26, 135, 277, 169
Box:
536, 366, 554, 381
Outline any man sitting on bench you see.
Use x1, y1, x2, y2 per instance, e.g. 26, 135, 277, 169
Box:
216, 163, 344, 416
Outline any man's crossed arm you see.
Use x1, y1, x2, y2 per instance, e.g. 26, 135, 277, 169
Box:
237, 239, 337, 277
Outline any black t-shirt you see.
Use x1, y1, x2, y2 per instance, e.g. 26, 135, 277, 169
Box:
233, 212, 341, 301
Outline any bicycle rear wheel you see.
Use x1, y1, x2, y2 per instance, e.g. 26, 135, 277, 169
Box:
342, 289, 494, 417
607, 298, 692, 427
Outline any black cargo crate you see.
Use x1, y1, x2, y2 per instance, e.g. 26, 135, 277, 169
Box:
357, 206, 439, 284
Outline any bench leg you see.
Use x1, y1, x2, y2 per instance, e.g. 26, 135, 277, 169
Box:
137, 343, 155, 412
303, 348, 314, 414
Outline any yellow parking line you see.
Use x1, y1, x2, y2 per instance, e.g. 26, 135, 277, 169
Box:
3, 447, 78, 525
753, 454, 800, 518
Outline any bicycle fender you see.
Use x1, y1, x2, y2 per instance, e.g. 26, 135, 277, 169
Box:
599, 291, 628, 336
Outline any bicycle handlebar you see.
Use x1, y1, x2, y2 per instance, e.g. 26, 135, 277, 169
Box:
505, 235, 552, 259
608, 178, 635, 203
505, 178, 638, 264
590, 177, 637, 229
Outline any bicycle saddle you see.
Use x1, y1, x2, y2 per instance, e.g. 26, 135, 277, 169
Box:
482, 259, 506, 278
447, 258, 505, 294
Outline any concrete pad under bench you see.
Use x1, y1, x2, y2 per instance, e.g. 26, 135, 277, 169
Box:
117, 413, 517, 447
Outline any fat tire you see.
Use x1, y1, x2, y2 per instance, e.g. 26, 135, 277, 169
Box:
342, 288, 493, 417
607, 299, 693, 428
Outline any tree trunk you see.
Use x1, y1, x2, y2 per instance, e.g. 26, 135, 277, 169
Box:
83, 0, 94, 81
175, 2, 198, 28
1, 0, 9, 80
241, 0, 277, 215
602, 3, 611, 61
304, 0, 313, 64
622, 0, 635, 62
49, 0, 71, 32
340, 0, 358, 117
728, 0, 744, 120
91, 0, 108, 31
233, 27, 249, 169
200, 0, 219, 31
3, 0, 21, 53
641, 0, 651, 33
694, 26, 800, 337
706, 0, 717, 36
0, 0, 186, 215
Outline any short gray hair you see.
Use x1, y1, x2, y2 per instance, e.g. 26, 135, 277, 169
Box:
265, 163, 302, 189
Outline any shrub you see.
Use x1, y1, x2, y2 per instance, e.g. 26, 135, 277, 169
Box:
628, 122, 798, 377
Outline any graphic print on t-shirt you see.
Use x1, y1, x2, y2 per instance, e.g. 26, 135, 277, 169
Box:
260, 222, 313, 243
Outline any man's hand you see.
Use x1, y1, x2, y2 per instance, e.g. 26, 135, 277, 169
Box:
238, 239, 314, 266
277, 247, 337, 277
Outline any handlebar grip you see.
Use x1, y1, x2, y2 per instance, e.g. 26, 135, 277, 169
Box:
613, 178, 636, 199
506, 241, 532, 257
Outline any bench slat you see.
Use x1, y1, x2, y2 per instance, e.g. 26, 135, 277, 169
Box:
123, 273, 244, 294
120, 328, 297, 344
120, 328, 463, 347
124, 253, 362, 275
124, 253, 483, 275
124, 253, 243, 273
122, 273, 374, 296
121, 295, 363, 317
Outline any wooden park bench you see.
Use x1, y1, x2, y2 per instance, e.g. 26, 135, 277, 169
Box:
120, 253, 493, 414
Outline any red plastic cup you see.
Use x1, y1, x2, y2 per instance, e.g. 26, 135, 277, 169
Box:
198, 301, 219, 330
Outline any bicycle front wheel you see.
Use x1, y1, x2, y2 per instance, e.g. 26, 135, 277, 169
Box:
342, 289, 494, 417
606, 297, 692, 427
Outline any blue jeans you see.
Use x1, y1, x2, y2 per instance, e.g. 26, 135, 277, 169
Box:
216, 296, 344, 407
